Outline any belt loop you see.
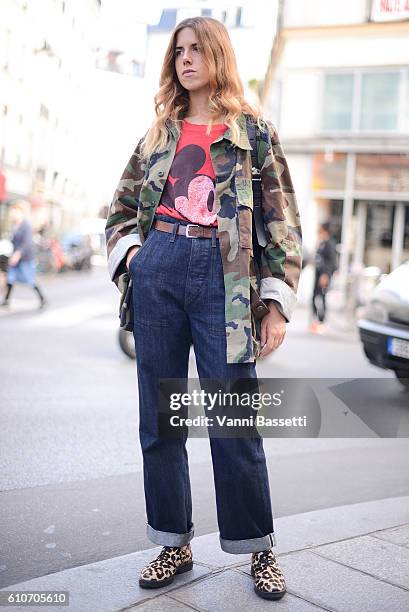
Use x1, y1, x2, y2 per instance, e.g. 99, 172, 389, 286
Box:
170, 221, 179, 243
211, 227, 217, 247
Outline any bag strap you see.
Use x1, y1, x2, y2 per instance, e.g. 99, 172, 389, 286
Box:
245, 116, 271, 315
245, 116, 268, 252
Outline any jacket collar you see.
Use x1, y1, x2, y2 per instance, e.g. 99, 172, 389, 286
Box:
165, 112, 252, 151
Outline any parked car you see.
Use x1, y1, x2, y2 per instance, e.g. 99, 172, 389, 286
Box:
60, 231, 93, 271
358, 260, 409, 389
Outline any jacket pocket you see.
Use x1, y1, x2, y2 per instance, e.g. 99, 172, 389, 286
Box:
236, 178, 253, 251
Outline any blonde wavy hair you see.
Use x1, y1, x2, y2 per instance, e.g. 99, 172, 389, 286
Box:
140, 16, 263, 160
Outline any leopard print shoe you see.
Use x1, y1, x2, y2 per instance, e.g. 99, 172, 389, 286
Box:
251, 548, 287, 600
139, 543, 193, 589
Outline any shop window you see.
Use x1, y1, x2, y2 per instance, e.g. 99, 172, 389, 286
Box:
364, 203, 395, 271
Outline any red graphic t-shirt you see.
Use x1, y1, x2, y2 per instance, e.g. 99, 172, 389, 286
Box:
155, 119, 228, 227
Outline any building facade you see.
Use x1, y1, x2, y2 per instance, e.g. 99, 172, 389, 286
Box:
264, 0, 409, 291
0, 0, 101, 233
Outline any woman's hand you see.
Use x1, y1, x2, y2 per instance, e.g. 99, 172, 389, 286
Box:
126, 246, 139, 270
259, 301, 286, 358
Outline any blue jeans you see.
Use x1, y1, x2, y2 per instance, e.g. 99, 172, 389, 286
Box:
130, 214, 275, 554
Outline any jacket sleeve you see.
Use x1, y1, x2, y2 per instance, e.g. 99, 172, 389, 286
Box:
257, 119, 303, 322
105, 136, 147, 290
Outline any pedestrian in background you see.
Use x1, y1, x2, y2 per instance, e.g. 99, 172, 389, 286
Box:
309, 221, 337, 334
1, 200, 47, 308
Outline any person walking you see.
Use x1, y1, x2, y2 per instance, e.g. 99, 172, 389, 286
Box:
1, 201, 47, 308
309, 222, 337, 334
105, 16, 302, 601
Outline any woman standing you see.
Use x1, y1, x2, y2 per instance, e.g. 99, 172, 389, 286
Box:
1, 201, 47, 308
105, 16, 302, 601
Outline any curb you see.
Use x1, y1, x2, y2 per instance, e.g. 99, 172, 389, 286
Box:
2, 495, 409, 612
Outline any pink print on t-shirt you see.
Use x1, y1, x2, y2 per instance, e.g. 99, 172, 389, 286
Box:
156, 119, 228, 227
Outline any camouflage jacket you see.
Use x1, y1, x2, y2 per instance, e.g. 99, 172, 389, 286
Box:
105, 112, 302, 363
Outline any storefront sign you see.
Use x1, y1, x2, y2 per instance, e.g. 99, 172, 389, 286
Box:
371, 0, 409, 21
355, 154, 409, 192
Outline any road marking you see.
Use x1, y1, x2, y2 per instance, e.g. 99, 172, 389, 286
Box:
19, 299, 115, 328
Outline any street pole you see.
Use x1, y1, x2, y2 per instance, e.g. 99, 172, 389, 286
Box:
339, 153, 356, 304
260, 0, 285, 110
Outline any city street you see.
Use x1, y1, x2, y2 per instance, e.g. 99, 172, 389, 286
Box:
1, 265, 408, 589
1, 1, 409, 608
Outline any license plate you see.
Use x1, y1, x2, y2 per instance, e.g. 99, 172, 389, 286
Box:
387, 337, 409, 360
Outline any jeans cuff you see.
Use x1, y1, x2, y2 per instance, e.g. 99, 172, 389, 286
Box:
146, 522, 195, 547
219, 531, 276, 554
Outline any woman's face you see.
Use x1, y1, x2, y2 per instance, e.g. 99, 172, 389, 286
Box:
174, 27, 210, 93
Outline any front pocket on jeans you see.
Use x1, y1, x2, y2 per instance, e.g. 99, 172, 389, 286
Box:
129, 230, 157, 273
132, 268, 167, 328
128, 247, 142, 271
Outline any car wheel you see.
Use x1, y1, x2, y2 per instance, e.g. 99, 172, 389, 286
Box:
394, 369, 409, 391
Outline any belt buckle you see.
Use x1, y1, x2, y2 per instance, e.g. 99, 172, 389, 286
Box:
185, 224, 200, 238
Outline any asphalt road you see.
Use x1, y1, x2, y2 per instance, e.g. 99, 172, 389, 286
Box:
1, 265, 408, 588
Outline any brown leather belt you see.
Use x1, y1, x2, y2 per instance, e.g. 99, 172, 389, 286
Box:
152, 218, 271, 320
153, 219, 220, 239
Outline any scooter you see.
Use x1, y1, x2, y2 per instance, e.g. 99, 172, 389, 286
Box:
118, 328, 135, 359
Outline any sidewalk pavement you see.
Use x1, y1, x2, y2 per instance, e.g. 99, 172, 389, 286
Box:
2, 495, 409, 612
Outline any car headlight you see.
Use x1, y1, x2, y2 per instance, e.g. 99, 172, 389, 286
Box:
364, 301, 388, 324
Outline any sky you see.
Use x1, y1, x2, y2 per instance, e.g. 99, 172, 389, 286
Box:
100, 0, 264, 25
96, 0, 277, 55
